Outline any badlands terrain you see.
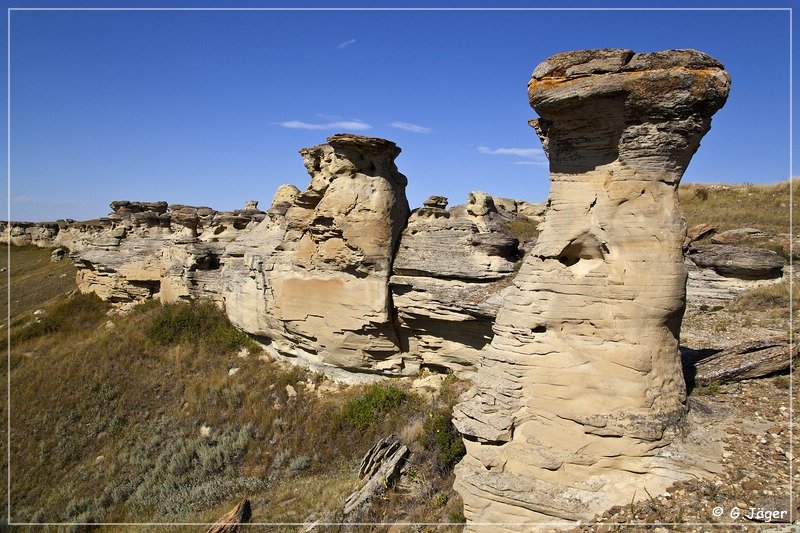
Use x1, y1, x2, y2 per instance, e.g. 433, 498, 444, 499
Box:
1, 48, 797, 531
2, 182, 796, 532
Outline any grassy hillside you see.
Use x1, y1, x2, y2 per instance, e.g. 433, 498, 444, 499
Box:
4, 246, 467, 528
678, 181, 797, 236
1, 244, 77, 322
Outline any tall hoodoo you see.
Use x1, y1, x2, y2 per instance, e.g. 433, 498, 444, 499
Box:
453, 49, 730, 526
222, 134, 412, 374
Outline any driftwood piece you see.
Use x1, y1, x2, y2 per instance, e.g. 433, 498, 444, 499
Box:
206, 499, 252, 533
343, 435, 409, 515
685, 339, 796, 386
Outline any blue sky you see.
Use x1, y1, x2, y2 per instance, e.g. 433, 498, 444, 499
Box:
3, 1, 797, 221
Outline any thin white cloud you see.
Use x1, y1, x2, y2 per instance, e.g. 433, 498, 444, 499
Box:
390, 121, 433, 134
276, 119, 372, 131
13, 195, 86, 207
336, 38, 356, 50
477, 146, 545, 159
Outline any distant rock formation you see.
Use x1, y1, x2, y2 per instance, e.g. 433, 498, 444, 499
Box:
453, 49, 731, 525
67, 201, 264, 303
391, 193, 541, 375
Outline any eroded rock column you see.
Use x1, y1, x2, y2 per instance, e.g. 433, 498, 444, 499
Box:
222, 134, 411, 375
453, 49, 730, 526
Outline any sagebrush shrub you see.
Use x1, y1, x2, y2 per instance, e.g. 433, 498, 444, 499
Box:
341, 384, 407, 429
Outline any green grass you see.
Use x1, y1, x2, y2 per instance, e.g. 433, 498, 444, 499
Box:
728, 279, 794, 313
7, 288, 458, 525
341, 384, 408, 430
421, 408, 466, 474
146, 300, 260, 353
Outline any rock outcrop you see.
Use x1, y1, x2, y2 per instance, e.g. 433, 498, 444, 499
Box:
69, 201, 265, 304
25, 133, 539, 378
391, 193, 535, 375
453, 49, 731, 526
685, 339, 796, 386
221, 134, 411, 375
206, 499, 252, 533
343, 435, 409, 515
687, 244, 784, 280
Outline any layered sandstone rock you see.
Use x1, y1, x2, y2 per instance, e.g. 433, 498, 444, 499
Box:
70, 201, 264, 304
221, 134, 411, 375
391, 193, 536, 374
453, 49, 731, 526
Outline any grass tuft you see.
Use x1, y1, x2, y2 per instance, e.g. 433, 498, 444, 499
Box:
679, 181, 797, 236
503, 218, 540, 242
341, 384, 408, 430
146, 301, 259, 353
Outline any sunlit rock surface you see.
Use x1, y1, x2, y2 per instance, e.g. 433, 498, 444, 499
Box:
453, 48, 731, 527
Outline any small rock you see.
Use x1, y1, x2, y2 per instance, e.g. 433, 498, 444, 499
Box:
285, 384, 297, 398
33, 309, 44, 317
94, 455, 105, 464
228, 367, 240, 376
422, 195, 448, 209
742, 480, 762, 491
237, 347, 249, 359
200, 424, 211, 437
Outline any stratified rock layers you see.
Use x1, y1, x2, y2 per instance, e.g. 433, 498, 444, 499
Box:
221, 134, 411, 374
453, 49, 731, 526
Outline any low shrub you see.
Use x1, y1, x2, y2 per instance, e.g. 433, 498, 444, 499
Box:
146, 301, 256, 353
130, 424, 253, 518
694, 381, 720, 396
421, 408, 466, 474
504, 218, 539, 242
11, 316, 59, 344
341, 384, 407, 429
5, 292, 109, 349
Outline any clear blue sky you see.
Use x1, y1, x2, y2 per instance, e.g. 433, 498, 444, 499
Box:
3, 1, 797, 221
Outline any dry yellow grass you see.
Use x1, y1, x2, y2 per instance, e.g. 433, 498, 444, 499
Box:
678, 180, 797, 235
0, 243, 77, 322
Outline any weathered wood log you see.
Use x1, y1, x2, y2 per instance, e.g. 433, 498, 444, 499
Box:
686, 339, 796, 386
206, 499, 252, 533
343, 435, 409, 515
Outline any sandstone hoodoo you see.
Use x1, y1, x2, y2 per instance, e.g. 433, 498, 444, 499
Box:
221, 134, 412, 375
453, 49, 731, 526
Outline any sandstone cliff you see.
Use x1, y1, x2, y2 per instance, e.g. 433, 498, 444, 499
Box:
65, 201, 265, 304
452, 48, 731, 526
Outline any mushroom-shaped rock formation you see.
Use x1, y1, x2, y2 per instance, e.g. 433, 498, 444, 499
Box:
453, 49, 730, 526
